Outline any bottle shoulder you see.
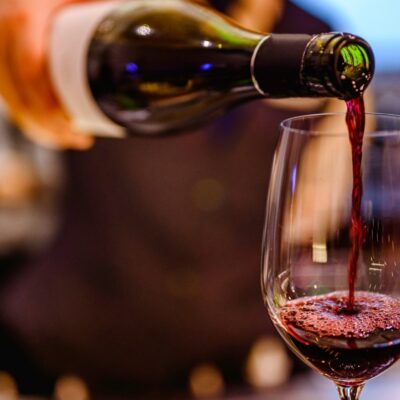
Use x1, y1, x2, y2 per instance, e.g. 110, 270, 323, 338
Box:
94, 0, 263, 48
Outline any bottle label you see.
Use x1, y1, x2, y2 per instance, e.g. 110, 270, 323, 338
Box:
49, 1, 125, 138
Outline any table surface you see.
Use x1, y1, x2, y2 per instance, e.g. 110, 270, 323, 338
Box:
21, 364, 400, 400
232, 365, 400, 400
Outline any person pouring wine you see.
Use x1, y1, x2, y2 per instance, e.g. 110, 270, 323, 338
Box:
0, 0, 375, 397
0, 0, 373, 143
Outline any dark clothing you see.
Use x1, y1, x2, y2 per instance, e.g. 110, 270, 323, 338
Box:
0, 2, 329, 396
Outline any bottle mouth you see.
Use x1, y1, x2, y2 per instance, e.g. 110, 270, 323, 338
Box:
302, 33, 375, 100
334, 34, 374, 98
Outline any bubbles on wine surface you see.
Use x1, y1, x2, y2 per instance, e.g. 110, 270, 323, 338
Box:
278, 291, 400, 383
280, 291, 400, 342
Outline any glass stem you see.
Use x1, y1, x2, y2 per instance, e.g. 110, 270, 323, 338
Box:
337, 384, 364, 400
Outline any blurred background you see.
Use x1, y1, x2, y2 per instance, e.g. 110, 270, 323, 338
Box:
0, 0, 399, 399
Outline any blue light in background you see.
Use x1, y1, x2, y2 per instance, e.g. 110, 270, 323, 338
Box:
200, 63, 213, 71
125, 62, 139, 74
292, 0, 400, 72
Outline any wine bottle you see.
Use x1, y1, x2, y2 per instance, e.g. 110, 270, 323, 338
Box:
49, 0, 374, 137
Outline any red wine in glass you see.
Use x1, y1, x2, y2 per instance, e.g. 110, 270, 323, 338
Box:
279, 291, 400, 384
276, 96, 399, 385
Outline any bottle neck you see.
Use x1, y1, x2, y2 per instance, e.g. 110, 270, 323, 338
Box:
251, 34, 312, 97
251, 33, 374, 100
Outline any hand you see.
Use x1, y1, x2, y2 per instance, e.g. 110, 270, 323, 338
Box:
0, 0, 284, 149
0, 0, 96, 149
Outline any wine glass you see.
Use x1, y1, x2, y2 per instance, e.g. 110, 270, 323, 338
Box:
262, 113, 400, 400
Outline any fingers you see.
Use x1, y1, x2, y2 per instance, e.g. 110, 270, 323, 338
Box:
19, 115, 94, 149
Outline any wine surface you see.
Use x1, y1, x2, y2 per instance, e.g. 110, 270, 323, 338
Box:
279, 291, 400, 384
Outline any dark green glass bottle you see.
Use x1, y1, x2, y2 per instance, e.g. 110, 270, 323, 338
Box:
50, 0, 374, 137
